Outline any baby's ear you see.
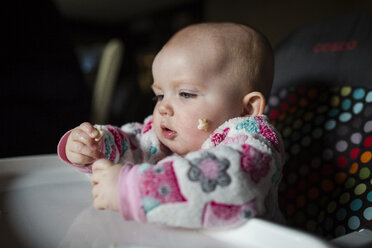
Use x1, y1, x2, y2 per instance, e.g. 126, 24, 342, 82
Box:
241, 91, 266, 117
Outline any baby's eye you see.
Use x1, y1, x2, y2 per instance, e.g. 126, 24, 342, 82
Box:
152, 95, 164, 102
180, 92, 196, 99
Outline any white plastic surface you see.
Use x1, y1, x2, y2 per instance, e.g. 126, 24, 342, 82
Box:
0, 155, 335, 248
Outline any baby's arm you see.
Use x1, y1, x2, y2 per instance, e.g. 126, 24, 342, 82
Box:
58, 116, 166, 171
94, 141, 282, 228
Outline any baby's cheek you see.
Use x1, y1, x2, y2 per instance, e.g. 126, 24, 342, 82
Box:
183, 122, 210, 149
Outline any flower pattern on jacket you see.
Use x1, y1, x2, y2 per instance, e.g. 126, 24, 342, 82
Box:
236, 118, 259, 133
103, 134, 116, 161
202, 199, 257, 227
107, 125, 129, 157
139, 161, 187, 213
240, 144, 272, 183
188, 152, 231, 193
142, 120, 152, 134
211, 128, 230, 146
255, 116, 280, 152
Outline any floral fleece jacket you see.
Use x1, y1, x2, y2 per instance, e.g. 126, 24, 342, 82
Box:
58, 115, 285, 229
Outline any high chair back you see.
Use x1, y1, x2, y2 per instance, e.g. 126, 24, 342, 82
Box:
266, 12, 372, 238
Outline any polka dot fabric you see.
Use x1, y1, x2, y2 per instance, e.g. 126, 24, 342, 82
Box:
265, 85, 372, 238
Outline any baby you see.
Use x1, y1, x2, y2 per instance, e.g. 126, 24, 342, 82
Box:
58, 22, 285, 228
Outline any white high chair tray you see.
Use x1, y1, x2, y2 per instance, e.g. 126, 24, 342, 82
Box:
0, 155, 335, 248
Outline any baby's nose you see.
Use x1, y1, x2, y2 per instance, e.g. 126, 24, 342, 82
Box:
158, 101, 174, 116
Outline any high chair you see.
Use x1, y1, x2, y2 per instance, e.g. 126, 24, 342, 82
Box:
265, 11, 372, 240
91, 39, 124, 124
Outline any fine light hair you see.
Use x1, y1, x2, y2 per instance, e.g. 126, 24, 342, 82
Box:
164, 22, 274, 101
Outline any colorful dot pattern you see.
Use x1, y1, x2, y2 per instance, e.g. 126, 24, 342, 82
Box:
266, 85, 372, 238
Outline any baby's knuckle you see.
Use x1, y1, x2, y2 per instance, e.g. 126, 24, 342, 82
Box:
80, 122, 90, 127
72, 142, 83, 153
70, 130, 82, 141
81, 122, 93, 131
72, 126, 82, 134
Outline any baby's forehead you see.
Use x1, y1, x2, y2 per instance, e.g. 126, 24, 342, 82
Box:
158, 33, 227, 67
169, 27, 234, 49
164, 34, 233, 66
167, 24, 258, 63
173, 23, 256, 45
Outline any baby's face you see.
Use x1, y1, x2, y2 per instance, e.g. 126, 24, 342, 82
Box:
151, 43, 244, 156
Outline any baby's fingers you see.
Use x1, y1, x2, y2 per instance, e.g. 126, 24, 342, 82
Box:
71, 128, 98, 148
90, 171, 100, 186
93, 198, 107, 210
92, 159, 114, 173
68, 142, 103, 163
79, 122, 99, 139
66, 151, 96, 165
92, 186, 107, 210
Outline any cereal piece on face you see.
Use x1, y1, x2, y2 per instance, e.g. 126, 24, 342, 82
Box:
198, 119, 209, 131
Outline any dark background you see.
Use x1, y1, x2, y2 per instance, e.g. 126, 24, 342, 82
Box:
2, 0, 372, 157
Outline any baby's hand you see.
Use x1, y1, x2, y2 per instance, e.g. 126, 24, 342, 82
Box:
90, 159, 122, 211
65, 122, 104, 165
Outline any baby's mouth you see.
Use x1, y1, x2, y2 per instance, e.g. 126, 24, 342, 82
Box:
161, 125, 177, 139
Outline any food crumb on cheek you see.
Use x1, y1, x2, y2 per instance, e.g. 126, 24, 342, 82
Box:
197, 119, 209, 131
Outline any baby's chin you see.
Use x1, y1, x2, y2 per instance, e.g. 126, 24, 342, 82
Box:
167, 146, 189, 157
157, 132, 206, 157
168, 144, 202, 157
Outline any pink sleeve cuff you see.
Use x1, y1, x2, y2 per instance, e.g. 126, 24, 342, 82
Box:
119, 165, 146, 223
57, 130, 92, 174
